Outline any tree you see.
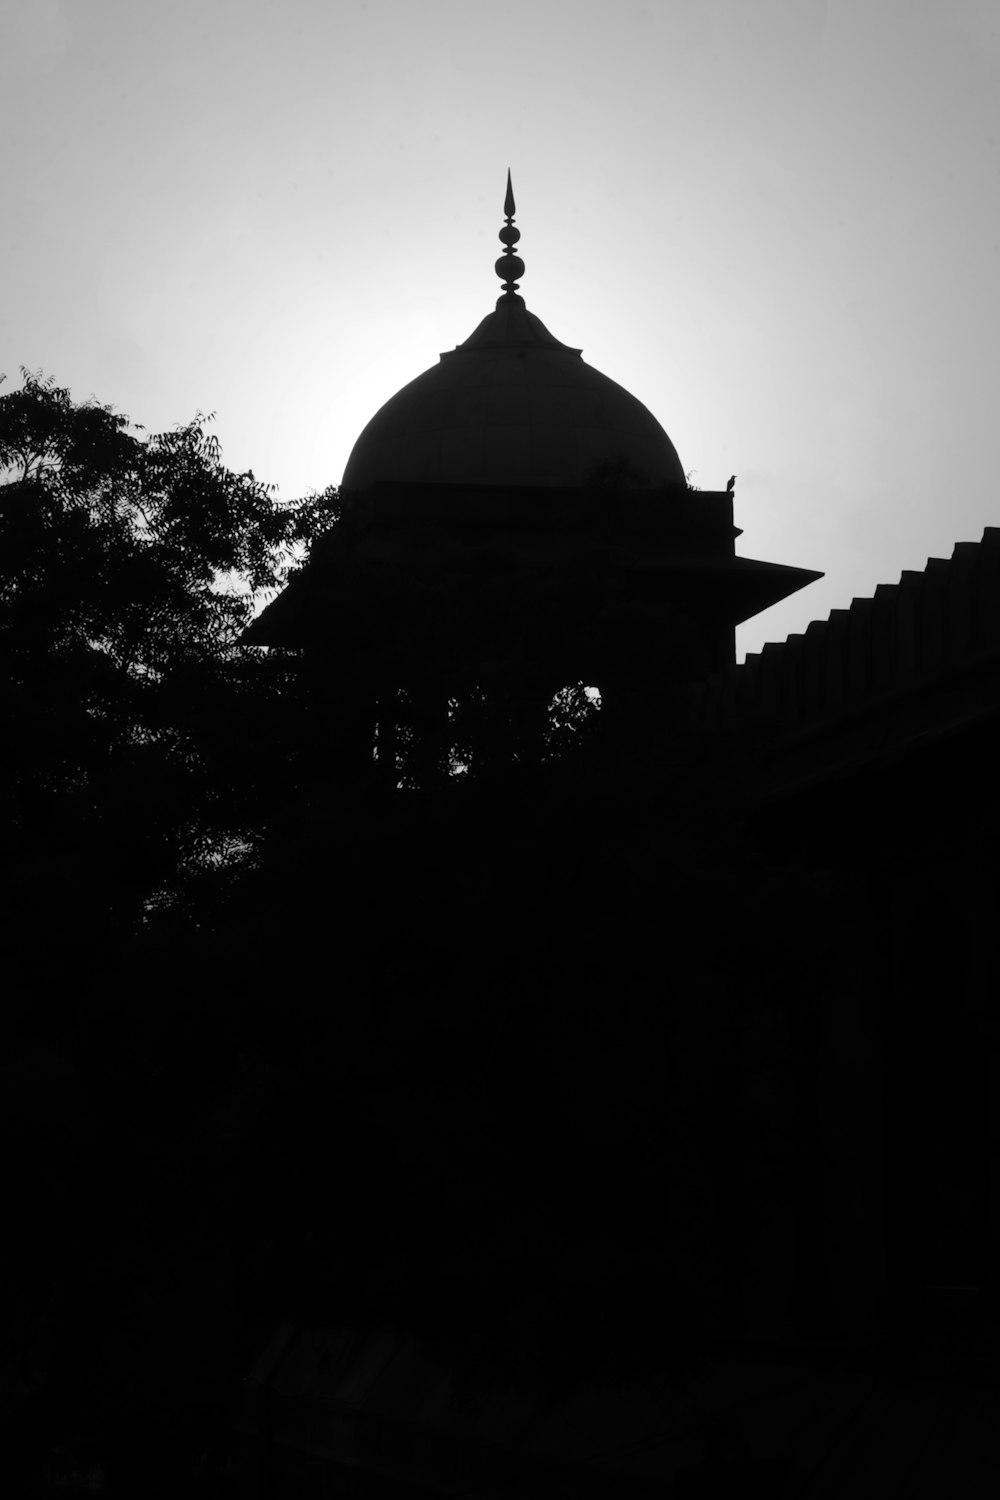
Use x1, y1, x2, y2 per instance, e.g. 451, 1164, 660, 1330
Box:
0, 369, 337, 997
0, 368, 350, 1487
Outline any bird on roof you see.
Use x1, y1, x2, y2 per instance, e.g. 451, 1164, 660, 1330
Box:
726, 474, 736, 492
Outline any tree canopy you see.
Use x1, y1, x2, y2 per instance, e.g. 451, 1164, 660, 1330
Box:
0, 370, 339, 988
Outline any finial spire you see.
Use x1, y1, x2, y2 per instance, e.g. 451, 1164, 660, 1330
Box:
495, 167, 525, 300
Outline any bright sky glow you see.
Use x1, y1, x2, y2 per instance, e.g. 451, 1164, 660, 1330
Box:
3, 0, 999, 658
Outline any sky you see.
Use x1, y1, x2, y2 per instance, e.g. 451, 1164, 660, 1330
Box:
3, 0, 999, 659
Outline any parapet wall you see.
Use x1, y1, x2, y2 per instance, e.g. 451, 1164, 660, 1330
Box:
699, 526, 1000, 743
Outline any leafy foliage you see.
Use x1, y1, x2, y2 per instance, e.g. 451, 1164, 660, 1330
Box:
0, 370, 337, 968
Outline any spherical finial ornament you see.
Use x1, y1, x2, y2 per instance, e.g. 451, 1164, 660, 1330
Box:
496, 167, 524, 297
495, 252, 525, 283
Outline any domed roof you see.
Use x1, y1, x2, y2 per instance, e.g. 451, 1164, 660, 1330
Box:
340, 176, 686, 494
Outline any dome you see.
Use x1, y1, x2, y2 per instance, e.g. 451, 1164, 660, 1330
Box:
341, 175, 685, 494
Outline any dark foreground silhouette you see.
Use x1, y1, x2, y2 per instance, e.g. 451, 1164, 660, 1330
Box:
3, 372, 999, 1496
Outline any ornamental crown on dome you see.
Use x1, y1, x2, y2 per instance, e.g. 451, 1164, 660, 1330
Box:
495, 168, 524, 298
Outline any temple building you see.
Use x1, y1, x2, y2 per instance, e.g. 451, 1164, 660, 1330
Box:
239, 177, 1000, 1497
249, 173, 820, 771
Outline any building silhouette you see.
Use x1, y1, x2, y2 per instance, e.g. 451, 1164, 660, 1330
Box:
240, 177, 1000, 1497
250, 170, 819, 759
